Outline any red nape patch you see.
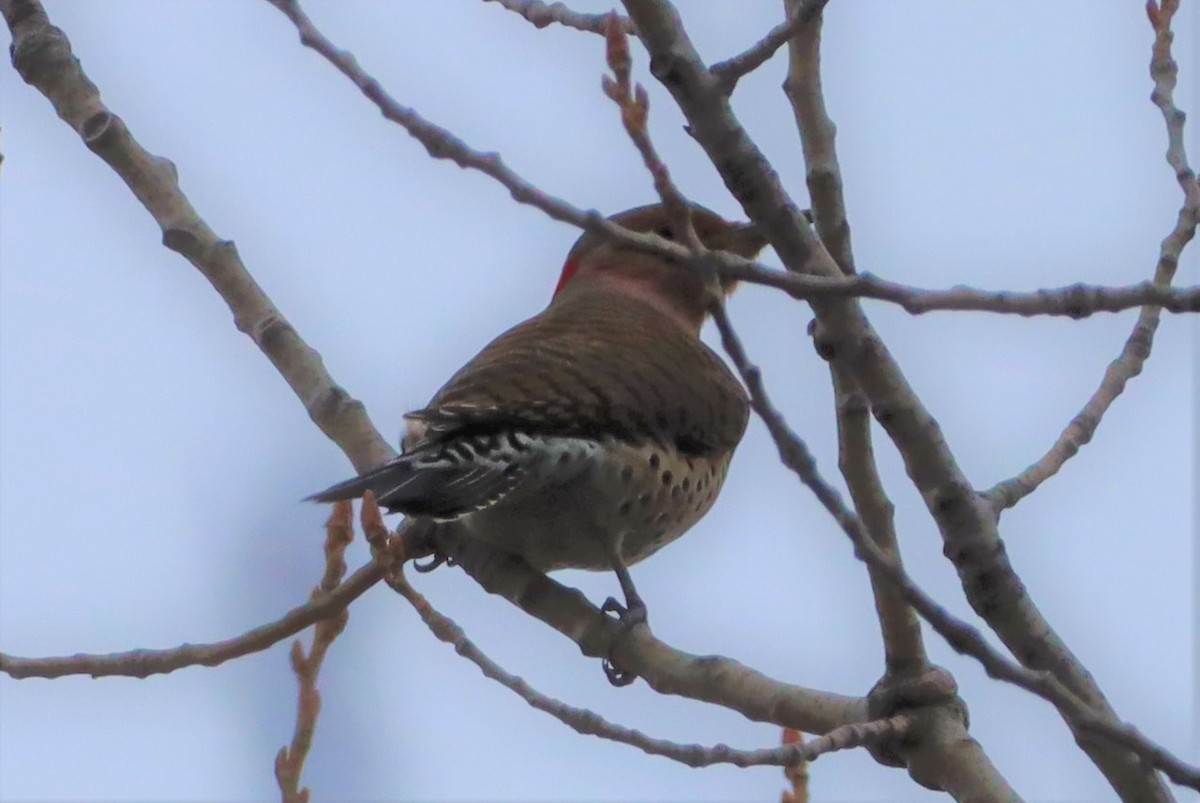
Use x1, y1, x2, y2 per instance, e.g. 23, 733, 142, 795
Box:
553, 259, 580, 298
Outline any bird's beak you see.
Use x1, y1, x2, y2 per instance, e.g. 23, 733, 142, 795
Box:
710, 221, 769, 259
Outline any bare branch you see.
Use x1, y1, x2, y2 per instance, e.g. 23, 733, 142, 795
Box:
986, 0, 1199, 512
709, 0, 830, 95
828, 357, 927, 674
0, 561, 381, 680
263, 0, 630, 253
432, 525, 867, 737
781, 0, 854, 274
273, 3, 1200, 326
393, 557, 903, 768
622, 1, 1177, 795
483, 0, 634, 36
0, 503, 434, 682
0, 0, 394, 474
711, 304, 1022, 797
731, 267, 1200, 316
1146, 0, 1199, 207
602, 12, 701, 251
275, 502, 355, 803
708, 303, 1198, 791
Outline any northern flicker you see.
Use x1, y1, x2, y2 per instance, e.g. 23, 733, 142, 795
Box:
309, 203, 767, 683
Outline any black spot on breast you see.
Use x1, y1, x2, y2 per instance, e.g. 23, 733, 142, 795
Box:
649, 453, 661, 469
638, 493, 651, 507
661, 470, 673, 485
618, 501, 632, 516
681, 477, 691, 492
620, 465, 634, 483
558, 451, 572, 464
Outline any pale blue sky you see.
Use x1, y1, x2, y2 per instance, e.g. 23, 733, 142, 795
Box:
1, 1, 1195, 800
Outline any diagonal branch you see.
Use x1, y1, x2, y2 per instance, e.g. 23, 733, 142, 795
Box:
709, 0, 830, 95
621, 1, 1176, 796
709, 303, 1199, 792
432, 525, 867, 737
394, 554, 905, 769
0, 0, 394, 474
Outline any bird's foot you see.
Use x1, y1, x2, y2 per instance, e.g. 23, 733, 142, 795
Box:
412, 547, 455, 573
600, 595, 648, 687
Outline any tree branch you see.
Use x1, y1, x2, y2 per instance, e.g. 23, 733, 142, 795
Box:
779, 0, 925, 678
0, 0, 394, 474
709, 303, 1199, 792
482, 0, 635, 36
986, 0, 1199, 512
730, 267, 1199, 316
0, 561, 381, 680
275, 502, 355, 803
394, 554, 902, 769
432, 525, 867, 738
621, 1, 1175, 796
709, 0, 830, 95
781, 0, 853, 275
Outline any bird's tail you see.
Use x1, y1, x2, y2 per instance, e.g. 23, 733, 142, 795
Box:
305, 458, 414, 507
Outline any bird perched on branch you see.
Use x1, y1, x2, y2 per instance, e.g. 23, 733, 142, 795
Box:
309, 203, 766, 684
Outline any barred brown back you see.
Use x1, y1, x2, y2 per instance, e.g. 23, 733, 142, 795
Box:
407, 287, 748, 457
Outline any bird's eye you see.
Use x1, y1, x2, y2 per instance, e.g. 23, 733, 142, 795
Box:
656, 226, 674, 240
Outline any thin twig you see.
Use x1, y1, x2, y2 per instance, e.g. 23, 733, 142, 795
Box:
483, 0, 635, 36
275, 502, 355, 803
779, 728, 811, 803
986, 0, 1198, 512
262, 0, 674, 267
729, 267, 1200, 316
710, 0, 831, 95
602, 12, 700, 251
0, 561, 380, 679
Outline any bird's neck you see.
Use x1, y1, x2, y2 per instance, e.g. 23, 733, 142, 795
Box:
552, 266, 706, 336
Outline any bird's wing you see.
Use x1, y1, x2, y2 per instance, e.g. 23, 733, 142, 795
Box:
404, 290, 749, 457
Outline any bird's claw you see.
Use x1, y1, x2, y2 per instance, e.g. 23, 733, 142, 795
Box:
412, 549, 454, 573
600, 596, 648, 687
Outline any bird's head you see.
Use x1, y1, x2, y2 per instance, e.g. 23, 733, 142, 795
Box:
552, 203, 768, 334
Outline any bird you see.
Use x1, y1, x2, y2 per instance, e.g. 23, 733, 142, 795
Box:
308, 203, 767, 683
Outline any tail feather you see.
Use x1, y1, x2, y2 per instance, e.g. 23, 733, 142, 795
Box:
305, 458, 415, 506
306, 442, 522, 519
